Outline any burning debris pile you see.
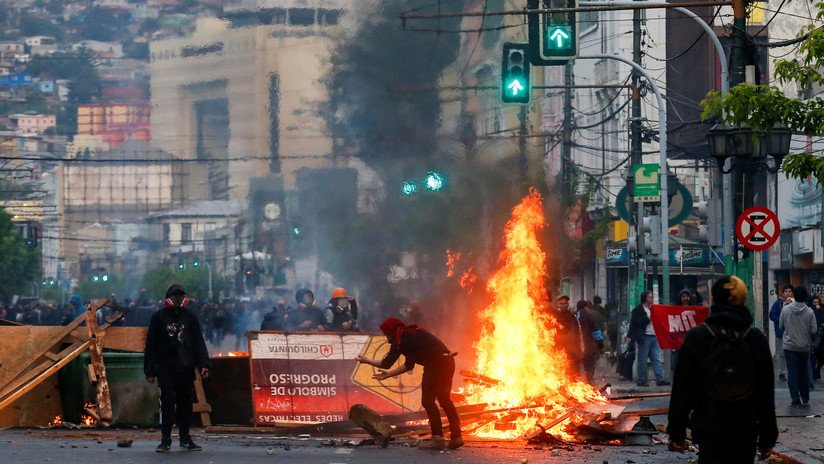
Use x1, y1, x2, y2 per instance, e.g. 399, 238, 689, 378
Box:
449, 190, 663, 445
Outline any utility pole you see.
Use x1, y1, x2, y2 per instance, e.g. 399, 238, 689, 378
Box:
562, 63, 573, 205
519, 106, 528, 182
629, 3, 645, 309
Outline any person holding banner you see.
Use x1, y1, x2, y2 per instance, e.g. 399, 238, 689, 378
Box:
667, 276, 777, 463
356, 317, 462, 451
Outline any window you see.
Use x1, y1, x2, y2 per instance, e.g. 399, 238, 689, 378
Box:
318, 9, 343, 26
289, 8, 315, 26
181, 223, 192, 243
162, 223, 170, 243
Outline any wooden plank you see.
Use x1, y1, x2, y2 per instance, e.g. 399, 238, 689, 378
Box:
623, 406, 669, 416
85, 299, 113, 422
87, 363, 97, 382
193, 370, 212, 427
0, 341, 86, 400
0, 340, 90, 411
43, 352, 61, 362
349, 404, 392, 448
0, 314, 86, 391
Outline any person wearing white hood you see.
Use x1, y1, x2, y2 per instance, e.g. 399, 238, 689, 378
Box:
779, 285, 818, 407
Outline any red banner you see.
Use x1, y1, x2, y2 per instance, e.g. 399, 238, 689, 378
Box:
248, 332, 423, 425
649, 305, 710, 350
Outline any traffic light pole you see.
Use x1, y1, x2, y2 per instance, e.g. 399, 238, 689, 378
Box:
562, 63, 573, 204
630, 1, 645, 310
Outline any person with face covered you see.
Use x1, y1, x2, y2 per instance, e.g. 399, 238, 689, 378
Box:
322, 287, 359, 332
260, 298, 290, 331
284, 288, 324, 331
144, 284, 210, 452
355, 317, 462, 451
550, 295, 583, 372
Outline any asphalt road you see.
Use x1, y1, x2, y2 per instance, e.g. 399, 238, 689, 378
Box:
0, 429, 682, 464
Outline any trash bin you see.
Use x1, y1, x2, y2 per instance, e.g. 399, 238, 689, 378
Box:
59, 351, 158, 427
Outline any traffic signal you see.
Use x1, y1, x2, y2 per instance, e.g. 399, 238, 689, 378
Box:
291, 224, 303, 238
642, 215, 662, 255
402, 179, 419, 197
177, 261, 185, 270
193, 259, 200, 267
528, 0, 579, 64
501, 43, 530, 103
423, 171, 447, 191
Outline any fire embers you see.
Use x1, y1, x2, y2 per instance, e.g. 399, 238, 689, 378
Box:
46, 402, 99, 429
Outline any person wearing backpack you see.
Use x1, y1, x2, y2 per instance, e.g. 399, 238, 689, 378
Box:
769, 284, 793, 382
667, 275, 777, 463
779, 285, 818, 406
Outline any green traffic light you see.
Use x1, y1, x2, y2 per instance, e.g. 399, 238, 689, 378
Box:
193, 260, 200, 267
292, 226, 302, 237
423, 171, 446, 191
548, 26, 572, 49
102, 274, 109, 282
92, 275, 99, 282
178, 263, 185, 270
402, 180, 419, 196
505, 78, 525, 97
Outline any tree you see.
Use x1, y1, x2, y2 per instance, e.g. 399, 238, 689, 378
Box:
0, 209, 40, 304
19, 14, 63, 41
701, 1, 824, 181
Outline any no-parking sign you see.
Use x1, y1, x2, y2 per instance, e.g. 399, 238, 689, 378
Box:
735, 206, 780, 251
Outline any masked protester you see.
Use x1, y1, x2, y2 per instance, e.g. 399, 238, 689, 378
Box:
668, 276, 777, 463
144, 284, 210, 453
322, 287, 359, 332
356, 318, 462, 451
261, 298, 289, 331
551, 295, 583, 372
284, 289, 324, 331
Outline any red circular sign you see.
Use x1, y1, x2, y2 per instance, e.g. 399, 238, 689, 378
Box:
735, 206, 780, 251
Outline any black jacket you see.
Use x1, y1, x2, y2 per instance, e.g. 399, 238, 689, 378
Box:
628, 304, 651, 342
261, 304, 289, 331
380, 329, 451, 371
550, 310, 582, 362
144, 305, 210, 377
667, 304, 777, 452
577, 309, 604, 355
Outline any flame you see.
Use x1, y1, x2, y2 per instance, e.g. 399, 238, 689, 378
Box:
446, 249, 461, 278
228, 351, 249, 357
48, 415, 62, 428
464, 189, 604, 439
80, 414, 95, 426
459, 268, 477, 293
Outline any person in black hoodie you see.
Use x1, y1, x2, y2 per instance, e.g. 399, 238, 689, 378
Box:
667, 275, 777, 463
144, 284, 210, 453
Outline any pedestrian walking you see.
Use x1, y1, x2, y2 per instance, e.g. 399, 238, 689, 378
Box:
667, 275, 777, 463
356, 317, 462, 451
144, 284, 210, 452
628, 291, 669, 387
780, 285, 818, 406
769, 284, 793, 382
575, 300, 605, 382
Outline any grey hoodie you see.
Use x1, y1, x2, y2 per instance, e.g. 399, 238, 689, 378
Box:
779, 301, 817, 352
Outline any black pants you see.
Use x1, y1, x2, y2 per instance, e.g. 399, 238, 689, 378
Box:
158, 366, 195, 440
421, 355, 461, 438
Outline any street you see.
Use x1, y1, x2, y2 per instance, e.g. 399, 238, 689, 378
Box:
2, 382, 822, 464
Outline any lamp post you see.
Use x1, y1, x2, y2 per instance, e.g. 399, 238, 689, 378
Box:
203, 260, 213, 301
707, 125, 791, 327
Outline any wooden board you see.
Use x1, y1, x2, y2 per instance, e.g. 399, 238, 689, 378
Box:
0, 326, 69, 386
193, 370, 212, 427
0, 375, 62, 427
84, 302, 113, 422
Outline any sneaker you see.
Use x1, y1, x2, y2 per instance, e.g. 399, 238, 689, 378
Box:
790, 400, 801, 407
448, 436, 464, 449
179, 438, 202, 451
656, 380, 671, 386
156, 439, 171, 453
419, 435, 446, 451
778, 374, 787, 382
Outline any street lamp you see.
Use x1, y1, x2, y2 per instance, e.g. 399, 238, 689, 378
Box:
708, 124, 791, 174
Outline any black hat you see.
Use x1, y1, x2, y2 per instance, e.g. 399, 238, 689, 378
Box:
166, 284, 186, 298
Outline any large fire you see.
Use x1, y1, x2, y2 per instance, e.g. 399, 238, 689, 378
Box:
463, 189, 605, 439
